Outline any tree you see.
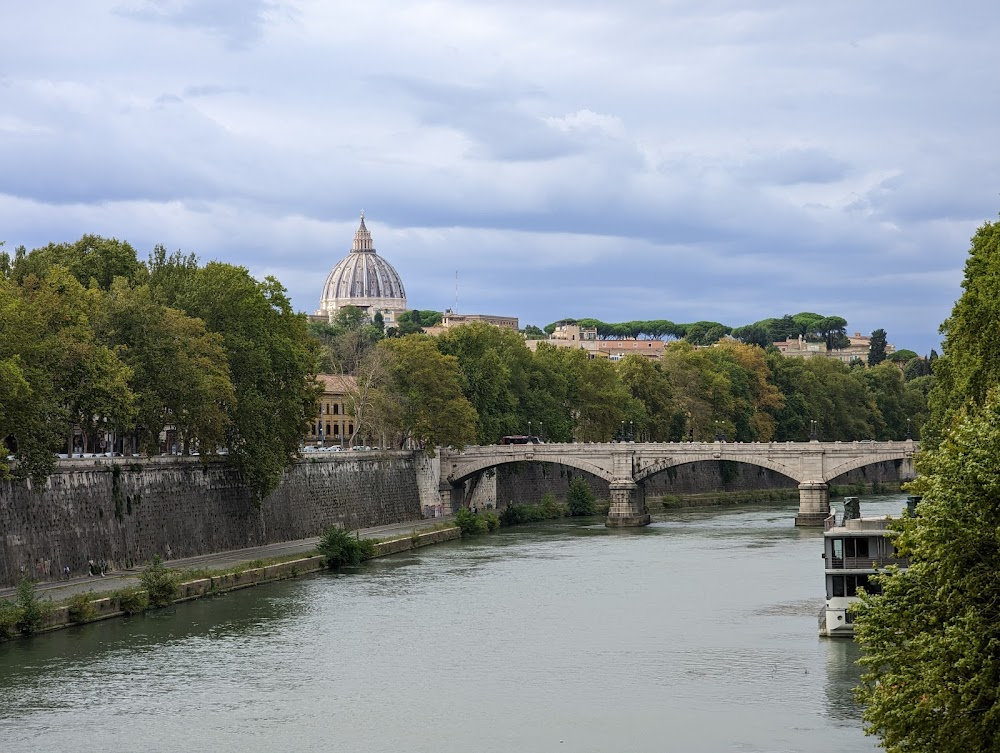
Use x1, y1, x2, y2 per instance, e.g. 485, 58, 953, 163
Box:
13, 235, 144, 290
616, 355, 683, 441
176, 263, 319, 498
889, 348, 919, 363
868, 328, 888, 366
730, 323, 771, 348
97, 280, 234, 455
373, 336, 478, 449
816, 316, 849, 350
923, 215, 1000, 449
854, 391, 1000, 751
521, 324, 547, 339
1, 266, 136, 477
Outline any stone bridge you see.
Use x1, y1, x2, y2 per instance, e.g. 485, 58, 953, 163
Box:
438, 440, 918, 526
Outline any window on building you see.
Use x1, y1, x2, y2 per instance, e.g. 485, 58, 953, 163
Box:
830, 574, 881, 598
349, 423, 354, 435
845, 538, 870, 558
334, 425, 340, 436
326, 423, 331, 436
334, 404, 340, 415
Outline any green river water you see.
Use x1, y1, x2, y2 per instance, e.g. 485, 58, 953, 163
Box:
0, 496, 905, 752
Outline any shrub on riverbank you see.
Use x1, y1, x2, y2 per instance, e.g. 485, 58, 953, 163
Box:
567, 477, 597, 516
115, 588, 150, 615
501, 492, 569, 525
455, 508, 502, 535
140, 556, 179, 608
67, 593, 98, 624
318, 526, 377, 567
0, 577, 54, 638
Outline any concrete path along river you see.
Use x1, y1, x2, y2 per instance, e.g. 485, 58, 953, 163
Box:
0, 498, 901, 752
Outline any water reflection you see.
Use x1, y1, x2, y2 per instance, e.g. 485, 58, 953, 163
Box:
824, 636, 867, 724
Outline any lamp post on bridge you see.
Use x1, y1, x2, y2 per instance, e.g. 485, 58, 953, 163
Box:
528, 421, 532, 439
538, 422, 544, 442
809, 419, 819, 442
620, 421, 625, 443
905, 418, 912, 440
629, 421, 634, 442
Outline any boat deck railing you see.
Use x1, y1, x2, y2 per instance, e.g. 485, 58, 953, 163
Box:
827, 555, 909, 570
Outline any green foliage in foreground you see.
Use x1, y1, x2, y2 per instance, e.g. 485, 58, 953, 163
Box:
139, 555, 179, 608
854, 391, 1000, 751
317, 527, 377, 568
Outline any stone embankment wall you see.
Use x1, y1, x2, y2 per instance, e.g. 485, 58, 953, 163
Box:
481, 459, 907, 508
0, 452, 437, 588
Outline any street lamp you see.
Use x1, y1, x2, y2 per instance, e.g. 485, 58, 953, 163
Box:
528, 420, 533, 439
620, 421, 625, 442
809, 419, 818, 442
629, 421, 634, 442
905, 418, 912, 440
538, 421, 544, 442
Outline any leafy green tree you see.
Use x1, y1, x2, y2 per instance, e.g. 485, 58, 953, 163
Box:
816, 316, 849, 350
924, 215, 1000, 449
854, 362, 908, 440
521, 324, 547, 339
903, 356, 932, 382
616, 355, 682, 441
373, 335, 478, 449
437, 323, 569, 443
855, 391, 1000, 751
868, 328, 888, 366
13, 235, 144, 290
1, 267, 136, 477
176, 263, 319, 498
889, 348, 919, 363
98, 281, 234, 455
730, 323, 771, 348
765, 355, 881, 441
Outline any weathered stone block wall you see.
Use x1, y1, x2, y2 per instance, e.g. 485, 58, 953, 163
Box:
0, 452, 426, 587
495, 459, 906, 507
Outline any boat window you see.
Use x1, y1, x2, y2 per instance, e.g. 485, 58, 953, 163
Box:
831, 576, 845, 597
845, 538, 870, 558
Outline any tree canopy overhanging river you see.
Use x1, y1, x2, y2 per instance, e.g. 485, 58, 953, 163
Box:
0, 496, 905, 752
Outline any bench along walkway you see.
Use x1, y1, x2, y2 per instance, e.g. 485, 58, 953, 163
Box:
0, 517, 455, 603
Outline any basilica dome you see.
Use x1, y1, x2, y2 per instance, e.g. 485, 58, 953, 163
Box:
316, 213, 407, 322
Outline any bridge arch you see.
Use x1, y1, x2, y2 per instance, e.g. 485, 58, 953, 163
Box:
447, 455, 616, 485
821, 452, 911, 484
633, 455, 804, 485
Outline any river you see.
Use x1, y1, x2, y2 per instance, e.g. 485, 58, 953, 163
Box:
0, 496, 903, 752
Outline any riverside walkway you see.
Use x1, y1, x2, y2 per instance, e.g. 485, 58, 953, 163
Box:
0, 517, 453, 603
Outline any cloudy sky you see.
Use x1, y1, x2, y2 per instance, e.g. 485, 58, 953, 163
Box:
3, 1, 999, 353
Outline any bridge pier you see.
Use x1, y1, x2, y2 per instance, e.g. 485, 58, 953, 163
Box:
439, 481, 464, 515
794, 481, 830, 526
605, 480, 650, 528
